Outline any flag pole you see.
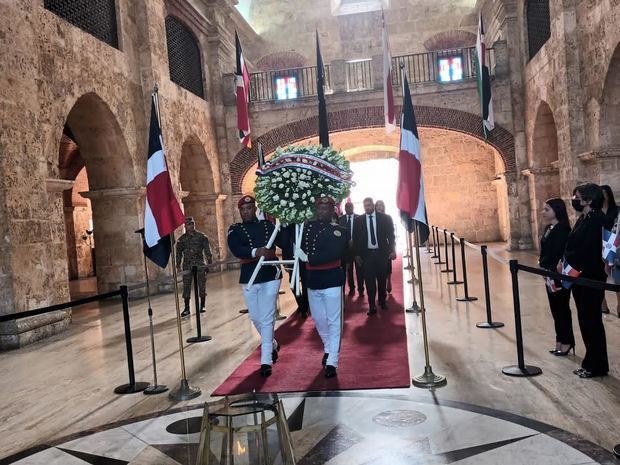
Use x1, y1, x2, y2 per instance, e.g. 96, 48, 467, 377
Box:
405, 225, 421, 313
412, 221, 447, 388
152, 86, 201, 401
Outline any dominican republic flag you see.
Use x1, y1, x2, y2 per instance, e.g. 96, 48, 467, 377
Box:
476, 14, 494, 137
316, 30, 330, 148
561, 259, 581, 289
396, 72, 429, 243
235, 31, 251, 148
143, 92, 185, 268
382, 12, 396, 133
602, 227, 620, 264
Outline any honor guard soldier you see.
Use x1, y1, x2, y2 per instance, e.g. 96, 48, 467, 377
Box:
301, 196, 349, 378
227, 195, 282, 377
176, 217, 213, 317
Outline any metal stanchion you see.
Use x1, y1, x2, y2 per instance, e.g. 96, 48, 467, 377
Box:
430, 226, 439, 259
441, 229, 452, 273
475, 246, 504, 328
434, 228, 445, 265
456, 238, 478, 302
446, 233, 463, 285
187, 266, 212, 343
405, 228, 420, 314
502, 260, 542, 377
412, 223, 446, 388
476, 245, 504, 328
114, 285, 149, 394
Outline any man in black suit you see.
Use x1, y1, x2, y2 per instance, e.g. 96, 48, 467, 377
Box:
338, 202, 364, 297
353, 197, 396, 315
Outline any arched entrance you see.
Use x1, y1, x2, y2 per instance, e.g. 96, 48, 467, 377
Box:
54, 93, 143, 293
179, 136, 221, 256
58, 130, 96, 297
525, 101, 560, 245
598, 44, 620, 189
242, 127, 508, 244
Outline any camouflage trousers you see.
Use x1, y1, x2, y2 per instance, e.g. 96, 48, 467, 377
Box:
182, 266, 207, 300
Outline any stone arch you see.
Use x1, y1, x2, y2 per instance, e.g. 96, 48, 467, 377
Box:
525, 100, 560, 245
599, 44, 620, 152
423, 30, 476, 51
230, 105, 515, 194
179, 135, 222, 256
255, 51, 307, 71
56, 92, 143, 292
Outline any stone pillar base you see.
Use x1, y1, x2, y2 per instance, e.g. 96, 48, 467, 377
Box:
0, 310, 71, 351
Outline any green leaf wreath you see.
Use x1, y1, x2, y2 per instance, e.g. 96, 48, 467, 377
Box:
254, 145, 353, 224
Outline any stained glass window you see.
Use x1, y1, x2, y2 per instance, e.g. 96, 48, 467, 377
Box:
437, 56, 463, 82
275, 76, 298, 100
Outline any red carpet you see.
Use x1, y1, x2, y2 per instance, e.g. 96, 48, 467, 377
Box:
212, 257, 410, 395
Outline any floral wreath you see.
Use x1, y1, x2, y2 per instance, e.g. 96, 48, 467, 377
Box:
254, 145, 353, 224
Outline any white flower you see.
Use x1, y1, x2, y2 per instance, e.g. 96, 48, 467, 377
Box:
280, 200, 287, 206
279, 183, 284, 188
289, 201, 295, 207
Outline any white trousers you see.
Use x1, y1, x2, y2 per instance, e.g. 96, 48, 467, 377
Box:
308, 286, 343, 367
242, 279, 280, 365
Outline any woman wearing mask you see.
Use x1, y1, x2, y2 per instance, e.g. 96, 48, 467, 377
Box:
539, 199, 574, 355
600, 185, 619, 316
562, 183, 609, 378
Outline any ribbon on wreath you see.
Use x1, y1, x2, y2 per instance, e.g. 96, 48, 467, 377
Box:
256, 152, 354, 185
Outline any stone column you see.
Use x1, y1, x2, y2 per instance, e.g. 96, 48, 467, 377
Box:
80, 188, 146, 292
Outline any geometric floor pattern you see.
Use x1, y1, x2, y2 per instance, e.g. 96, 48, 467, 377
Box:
3, 392, 615, 465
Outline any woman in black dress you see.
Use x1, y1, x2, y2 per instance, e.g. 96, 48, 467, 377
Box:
563, 183, 609, 378
539, 198, 574, 355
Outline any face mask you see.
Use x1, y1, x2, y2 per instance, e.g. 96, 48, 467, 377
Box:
571, 199, 584, 212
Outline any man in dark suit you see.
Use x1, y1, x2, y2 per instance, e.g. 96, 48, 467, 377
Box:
353, 197, 396, 315
338, 202, 364, 297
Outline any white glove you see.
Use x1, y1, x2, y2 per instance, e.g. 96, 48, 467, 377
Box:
295, 246, 308, 262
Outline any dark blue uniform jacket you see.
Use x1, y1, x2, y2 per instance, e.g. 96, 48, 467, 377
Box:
303, 221, 349, 290
227, 220, 281, 284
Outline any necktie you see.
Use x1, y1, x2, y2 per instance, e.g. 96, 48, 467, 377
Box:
369, 215, 376, 246
347, 215, 351, 229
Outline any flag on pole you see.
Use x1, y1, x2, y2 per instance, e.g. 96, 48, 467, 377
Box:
382, 12, 396, 133
316, 30, 330, 148
560, 259, 581, 289
475, 14, 494, 137
143, 91, 185, 268
602, 227, 620, 264
396, 72, 429, 243
235, 31, 251, 148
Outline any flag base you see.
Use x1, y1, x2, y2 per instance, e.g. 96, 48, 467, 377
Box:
412, 366, 447, 388
502, 365, 542, 377
144, 384, 168, 395
169, 378, 201, 401
239, 308, 249, 314
447, 280, 464, 285
457, 296, 478, 302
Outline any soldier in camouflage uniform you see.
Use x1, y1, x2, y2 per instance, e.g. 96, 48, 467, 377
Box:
176, 217, 213, 317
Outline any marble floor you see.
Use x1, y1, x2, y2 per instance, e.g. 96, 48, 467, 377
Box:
1, 244, 619, 463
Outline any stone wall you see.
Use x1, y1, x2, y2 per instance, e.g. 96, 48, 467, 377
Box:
246, 0, 479, 66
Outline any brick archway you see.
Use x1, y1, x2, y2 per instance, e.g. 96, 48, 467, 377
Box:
230, 105, 515, 194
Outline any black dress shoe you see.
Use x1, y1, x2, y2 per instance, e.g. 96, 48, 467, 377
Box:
199, 308, 206, 313
322, 353, 329, 366
379, 302, 388, 310
578, 370, 607, 379
359, 292, 365, 297
260, 364, 272, 377
324, 365, 337, 378
181, 309, 190, 318
573, 368, 586, 375
348, 289, 355, 296
367, 307, 377, 315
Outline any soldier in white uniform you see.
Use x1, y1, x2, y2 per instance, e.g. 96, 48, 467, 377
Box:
227, 195, 281, 377
302, 196, 349, 378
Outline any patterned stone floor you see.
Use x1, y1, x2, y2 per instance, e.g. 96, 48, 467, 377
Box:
3, 392, 616, 465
